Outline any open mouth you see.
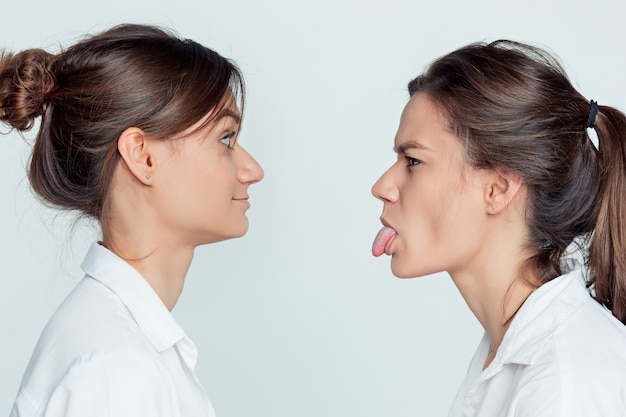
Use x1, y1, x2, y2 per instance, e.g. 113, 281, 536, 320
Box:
372, 224, 398, 257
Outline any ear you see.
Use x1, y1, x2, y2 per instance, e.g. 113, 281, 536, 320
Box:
484, 169, 524, 215
117, 127, 155, 186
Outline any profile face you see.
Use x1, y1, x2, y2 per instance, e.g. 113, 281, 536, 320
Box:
371, 93, 488, 278
151, 98, 264, 246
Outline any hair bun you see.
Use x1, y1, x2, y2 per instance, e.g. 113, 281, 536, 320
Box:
0, 48, 56, 131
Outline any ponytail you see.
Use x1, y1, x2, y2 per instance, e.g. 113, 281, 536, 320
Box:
407, 40, 626, 325
588, 106, 626, 323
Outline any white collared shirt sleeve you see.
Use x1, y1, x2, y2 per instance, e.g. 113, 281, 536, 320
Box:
44, 351, 179, 417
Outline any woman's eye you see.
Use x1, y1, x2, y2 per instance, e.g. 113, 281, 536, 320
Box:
406, 156, 421, 167
220, 132, 235, 149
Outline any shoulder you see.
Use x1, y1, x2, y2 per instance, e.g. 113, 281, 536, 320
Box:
50, 350, 178, 412
14, 349, 178, 417
14, 278, 171, 416
39, 276, 152, 355
513, 299, 626, 416
555, 296, 626, 374
14, 350, 178, 417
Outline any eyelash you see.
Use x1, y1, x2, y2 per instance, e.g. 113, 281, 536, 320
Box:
405, 156, 421, 167
220, 131, 236, 150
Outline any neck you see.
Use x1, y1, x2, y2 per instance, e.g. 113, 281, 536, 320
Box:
453, 265, 535, 359
102, 233, 194, 311
449, 222, 537, 363
103, 162, 199, 311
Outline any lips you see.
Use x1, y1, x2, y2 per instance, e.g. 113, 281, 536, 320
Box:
372, 224, 398, 257
233, 196, 250, 207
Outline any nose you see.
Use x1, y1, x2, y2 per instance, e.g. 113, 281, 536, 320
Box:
371, 165, 399, 203
235, 145, 264, 184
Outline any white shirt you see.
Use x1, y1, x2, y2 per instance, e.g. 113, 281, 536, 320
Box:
448, 263, 626, 417
10, 242, 216, 417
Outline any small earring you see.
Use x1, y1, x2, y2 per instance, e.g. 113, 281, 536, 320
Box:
146, 174, 152, 180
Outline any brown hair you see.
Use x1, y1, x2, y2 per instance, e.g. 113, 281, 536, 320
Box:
408, 40, 626, 324
0, 24, 244, 225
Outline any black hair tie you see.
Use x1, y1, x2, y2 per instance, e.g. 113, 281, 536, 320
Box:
586, 100, 598, 129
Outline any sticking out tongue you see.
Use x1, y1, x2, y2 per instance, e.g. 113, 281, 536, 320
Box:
372, 226, 398, 257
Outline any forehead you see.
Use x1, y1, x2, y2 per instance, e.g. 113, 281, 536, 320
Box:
170, 105, 239, 144
217, 89, 241, 118
210, 90, 241, 123
397, 93, 443, 134
192, 96, 242, 131
394, 93, 459, 153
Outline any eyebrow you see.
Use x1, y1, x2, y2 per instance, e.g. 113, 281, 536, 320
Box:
217, 108, 242, 125
186, 108, 242, 139
394, 141, 434, 154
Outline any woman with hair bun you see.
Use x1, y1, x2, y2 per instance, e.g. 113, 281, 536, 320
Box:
2, 24, 263, 417
372, 41, 626, 416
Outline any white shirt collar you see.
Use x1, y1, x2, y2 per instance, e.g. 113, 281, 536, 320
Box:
80, 242, 189, 355
484, 260, 589, 378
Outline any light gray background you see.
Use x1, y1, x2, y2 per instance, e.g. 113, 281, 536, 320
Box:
1, 0, 625, 415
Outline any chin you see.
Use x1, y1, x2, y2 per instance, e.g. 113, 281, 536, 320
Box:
196, 224, 250, 246
391, 268, 417, 279
224, 220, 250, 240
391, 258, 435, 279
390, 260, 415, 278
233, 219, 250, 237
231, 227, 249, 239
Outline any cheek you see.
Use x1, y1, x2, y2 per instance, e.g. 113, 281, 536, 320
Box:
401, 182, 481, 251
401, 177, 449, 228
195, 152, 238, 184
435, 189, 487, 261
162, 154, 232, 208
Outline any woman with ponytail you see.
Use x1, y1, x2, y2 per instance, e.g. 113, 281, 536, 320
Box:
371, 41, 626, 416
2, 24, 263, 417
